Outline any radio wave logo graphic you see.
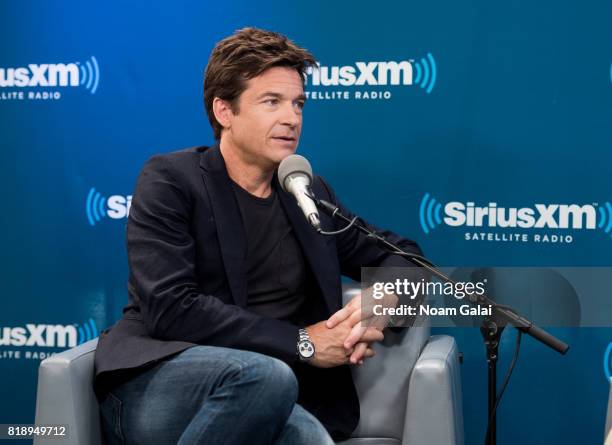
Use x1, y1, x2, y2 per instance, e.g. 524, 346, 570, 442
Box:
76, 56, 100, 94
85, 187, 107, 226
604, 342, 612, 382
597, 202, 612, 238
412, 53, 437, 94
419, 193, 443, 234
76, 318, 98, 345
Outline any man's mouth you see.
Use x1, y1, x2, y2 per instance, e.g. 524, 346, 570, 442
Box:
272, 136, 296, 142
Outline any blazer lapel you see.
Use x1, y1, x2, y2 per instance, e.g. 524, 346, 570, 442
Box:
199, 145, 248, 308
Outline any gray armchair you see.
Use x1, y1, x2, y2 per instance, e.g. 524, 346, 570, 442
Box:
605, 379, 612, 445
35, 290, 464, 445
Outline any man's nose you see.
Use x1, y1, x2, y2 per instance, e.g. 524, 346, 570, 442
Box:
280, 102, 300, 127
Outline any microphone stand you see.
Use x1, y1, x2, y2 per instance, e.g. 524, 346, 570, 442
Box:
313, 198, 569, 445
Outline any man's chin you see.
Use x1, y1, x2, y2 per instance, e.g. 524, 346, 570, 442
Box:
271, 145, 298, 162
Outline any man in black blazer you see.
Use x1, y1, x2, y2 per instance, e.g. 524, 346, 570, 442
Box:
94, 27, 422, 444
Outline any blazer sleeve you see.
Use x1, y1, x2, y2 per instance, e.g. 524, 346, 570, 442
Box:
315, 176, 425, 282
127, 155, 300, 364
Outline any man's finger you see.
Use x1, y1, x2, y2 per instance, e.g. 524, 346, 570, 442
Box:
360, 327, 384, 343
362, 347, 375, 359
326, 306, 351, 328
351, 344, 375, 363
347, 307, 364, 328
349, 342, 369, 364
344, 324, 367, 349
327, 294, 361, 328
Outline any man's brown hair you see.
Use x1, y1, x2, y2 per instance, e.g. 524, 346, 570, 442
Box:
203, 27, 316, 140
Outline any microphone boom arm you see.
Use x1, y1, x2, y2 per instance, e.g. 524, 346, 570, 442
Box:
313, 197, 569, 355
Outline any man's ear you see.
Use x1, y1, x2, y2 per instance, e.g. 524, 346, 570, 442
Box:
212, 97, 233, 132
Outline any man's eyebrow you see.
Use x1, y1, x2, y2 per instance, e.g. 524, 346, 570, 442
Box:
256, 91, 307, 101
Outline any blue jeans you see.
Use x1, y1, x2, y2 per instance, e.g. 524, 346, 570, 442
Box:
99, 346, 334, 445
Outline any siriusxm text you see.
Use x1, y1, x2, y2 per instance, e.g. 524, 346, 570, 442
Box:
0, 324, 77, 348
444, 202, 596, 229
0, 64, 80, 88
306, 61, 413, 86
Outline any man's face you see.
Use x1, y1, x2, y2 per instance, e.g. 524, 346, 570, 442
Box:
222, 66, 306, 169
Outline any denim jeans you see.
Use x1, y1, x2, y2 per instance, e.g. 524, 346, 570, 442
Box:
99, 345, 334, 445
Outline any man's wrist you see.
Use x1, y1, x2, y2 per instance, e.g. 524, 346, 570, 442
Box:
297, 327, 315, 362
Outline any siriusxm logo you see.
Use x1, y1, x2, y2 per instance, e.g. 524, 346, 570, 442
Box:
86, 187, 132, 226
605, 342, 612, 382
0, 318, 98, 348
0, 56, 100, 94
306, 53, 437, 94
419, 193, 612, 236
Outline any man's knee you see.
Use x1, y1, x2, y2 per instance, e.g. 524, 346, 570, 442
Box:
167, 346, 298, 410
184, 347, 298, 419
240, 353, 298, 407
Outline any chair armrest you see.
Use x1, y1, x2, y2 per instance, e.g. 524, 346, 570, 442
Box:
403, 335, 464, 445
34, 339, 101, 445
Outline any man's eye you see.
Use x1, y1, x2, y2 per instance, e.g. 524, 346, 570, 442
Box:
295, 101, 305, 110
264, 98, 278, 105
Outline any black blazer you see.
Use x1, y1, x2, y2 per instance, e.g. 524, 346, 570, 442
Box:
94, 144, 422, 440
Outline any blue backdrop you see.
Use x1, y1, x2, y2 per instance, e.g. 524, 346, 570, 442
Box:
1, 1, 611, 443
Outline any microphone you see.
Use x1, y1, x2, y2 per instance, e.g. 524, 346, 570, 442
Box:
278, 154, 321, 230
